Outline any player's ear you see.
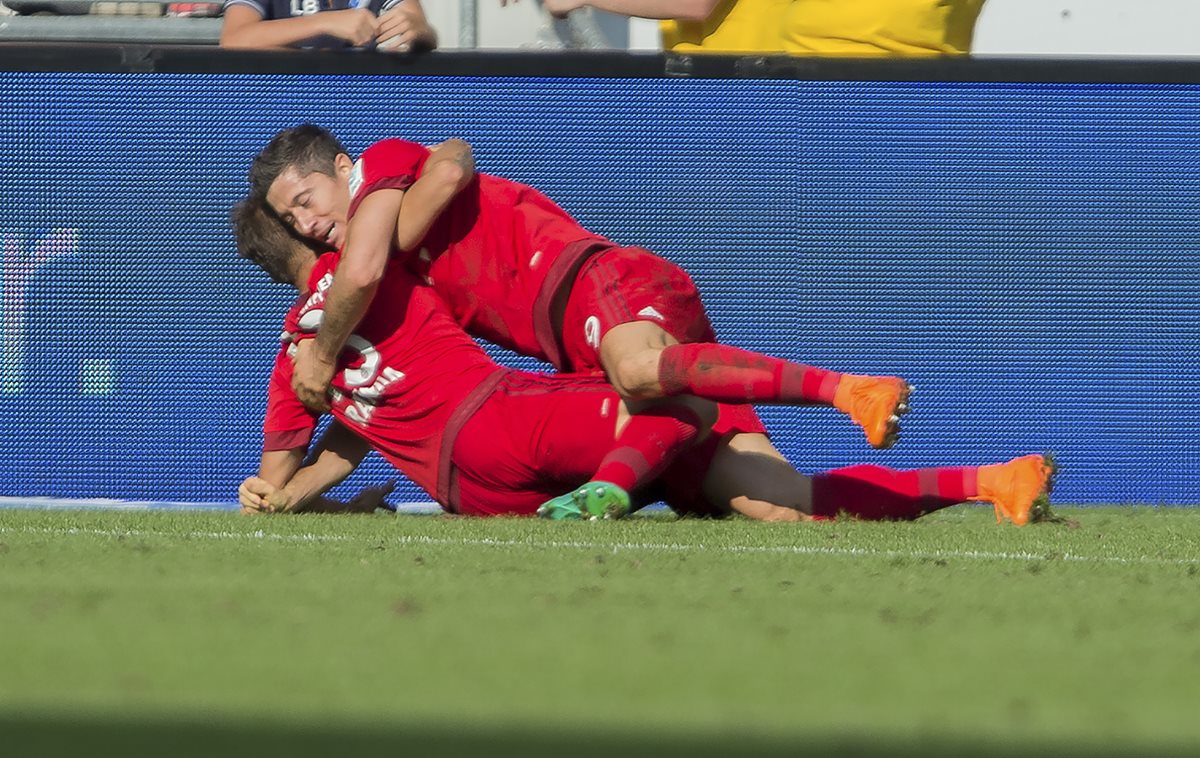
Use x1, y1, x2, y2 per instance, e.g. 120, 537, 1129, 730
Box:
334, 153, 354, 179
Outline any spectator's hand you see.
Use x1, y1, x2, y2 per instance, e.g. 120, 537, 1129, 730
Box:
325, 8, 379, 47
542, 0, 584, 18
377, 0, 437, 52
239, 476, 278, 514
292, 339, 335, 414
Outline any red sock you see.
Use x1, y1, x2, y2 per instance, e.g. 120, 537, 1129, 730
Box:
593, 403, 703, 492
657, 343, 843, 405
811, 465, 979, 521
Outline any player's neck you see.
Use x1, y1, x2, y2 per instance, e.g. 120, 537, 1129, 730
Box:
292, 258, 316, 291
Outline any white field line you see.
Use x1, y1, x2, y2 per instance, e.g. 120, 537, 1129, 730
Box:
1, 524, 1196, 568
0, 497, 442, 514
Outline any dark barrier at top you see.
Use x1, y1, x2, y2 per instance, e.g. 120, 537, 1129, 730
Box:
0, 46, 1196, 506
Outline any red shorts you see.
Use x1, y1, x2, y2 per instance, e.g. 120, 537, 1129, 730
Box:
448, 371, 764, 518
450, 372, 621, 516
559, 245, 768, 515
649, 433, 733, 518
560, 246, 717, 373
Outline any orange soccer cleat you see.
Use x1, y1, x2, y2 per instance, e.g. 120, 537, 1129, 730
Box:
970, 454, 1058, 526
833, 375, 912, 449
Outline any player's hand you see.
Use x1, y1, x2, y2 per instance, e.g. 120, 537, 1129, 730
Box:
376, 0, 436, 52
345, 480, 397, 513
542, 0, 583, 18
326, 8, 378, 47
265, 489, 295, 514
239, 476, 277, 514
292, 340, 335, 414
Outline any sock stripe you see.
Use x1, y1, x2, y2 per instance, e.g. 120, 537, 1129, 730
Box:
657, 343, 843, 406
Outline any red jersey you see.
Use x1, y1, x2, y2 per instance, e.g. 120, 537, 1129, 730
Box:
346, 138, 611, 369
262, 252, 503, 505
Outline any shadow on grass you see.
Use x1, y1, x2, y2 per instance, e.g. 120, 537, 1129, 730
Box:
3, 713, 1192, 758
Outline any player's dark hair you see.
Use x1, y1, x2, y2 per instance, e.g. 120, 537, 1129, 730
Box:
230, 195, 323, 285
249, 123, 348, 202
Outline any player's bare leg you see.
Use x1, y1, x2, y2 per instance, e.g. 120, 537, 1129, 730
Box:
598, 321, 911, 448
698, 435, 1053, 524
701, 432, 816, 522
599, 320, 679, 400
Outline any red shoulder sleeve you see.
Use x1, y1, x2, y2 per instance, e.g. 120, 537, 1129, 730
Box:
262, 343, 317, 453
347, 138, 431, 221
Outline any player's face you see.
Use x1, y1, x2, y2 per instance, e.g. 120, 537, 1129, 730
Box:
267, 154, 354, 250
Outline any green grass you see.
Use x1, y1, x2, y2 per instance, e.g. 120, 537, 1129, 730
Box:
2, 506, 1198, 757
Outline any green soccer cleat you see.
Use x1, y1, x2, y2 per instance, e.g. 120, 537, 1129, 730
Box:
537, 481, 631, 521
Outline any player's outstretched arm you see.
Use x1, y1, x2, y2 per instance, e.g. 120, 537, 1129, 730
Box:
220, 5, 377, 49
392, 139, 475, 252
242, 422, 374, 514
240, 440, 310, 513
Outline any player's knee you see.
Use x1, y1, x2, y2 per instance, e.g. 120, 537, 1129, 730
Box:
606, 349, 665, 401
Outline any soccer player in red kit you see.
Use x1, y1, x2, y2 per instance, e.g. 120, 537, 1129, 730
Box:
250, 124, 912, 516
250, 245, 709, 517
233, 197, 1057, 526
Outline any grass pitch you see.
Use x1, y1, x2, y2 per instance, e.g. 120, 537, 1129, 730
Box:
1, 505, 1198, 757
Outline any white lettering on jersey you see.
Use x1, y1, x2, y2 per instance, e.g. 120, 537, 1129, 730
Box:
296, 273, 333, 334
289, 0, 321, 15
297, 309, 322, 334
637, 305, 665, 322
340, 354, 405, 428
600, 398, 612, 418
344, 397, 376, 426
348, 159, 365, 199
288, 272, 408, 428
341, 334, 381, 388
355, 366, 404, 403
529, 250, 543, 269
584, 316, 602, 350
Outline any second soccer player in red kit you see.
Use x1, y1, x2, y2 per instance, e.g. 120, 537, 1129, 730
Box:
249, 124, 912, 516
232, 197, 1057, 525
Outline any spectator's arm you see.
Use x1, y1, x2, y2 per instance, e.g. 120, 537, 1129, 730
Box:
220, 4, 378, 49
393, 139, 475, 252
541, 0, 720, 21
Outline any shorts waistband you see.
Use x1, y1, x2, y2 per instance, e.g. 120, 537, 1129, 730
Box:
436, 367, 507, 512
532, 239, 613, 371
